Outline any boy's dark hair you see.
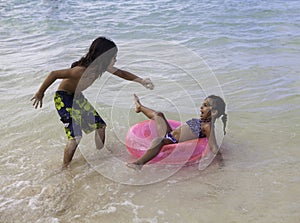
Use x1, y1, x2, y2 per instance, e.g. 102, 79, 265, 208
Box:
207, 95, 227, 135
71, 36, 118, 74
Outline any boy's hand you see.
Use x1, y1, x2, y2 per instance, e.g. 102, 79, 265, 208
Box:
31, 92, 44, 109
141, 78, 154, 90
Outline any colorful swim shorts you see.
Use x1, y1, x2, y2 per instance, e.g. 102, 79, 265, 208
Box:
54, 91, 106, 140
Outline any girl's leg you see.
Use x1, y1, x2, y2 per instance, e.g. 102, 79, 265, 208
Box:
127, 137, 172, 170
134, 94, 172, 137
95, 127, 106, 150
63, 139, 78, 168
127, 95, 174, 170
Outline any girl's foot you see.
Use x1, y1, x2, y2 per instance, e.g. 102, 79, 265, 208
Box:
133, 94, 142, 113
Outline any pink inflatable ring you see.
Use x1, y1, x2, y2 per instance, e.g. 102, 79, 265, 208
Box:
126, 120, 209, 164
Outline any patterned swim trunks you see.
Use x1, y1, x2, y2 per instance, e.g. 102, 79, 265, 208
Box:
54, 91, 106, 140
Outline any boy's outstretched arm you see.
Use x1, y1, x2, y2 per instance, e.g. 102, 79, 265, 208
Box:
31, 71, 57, 109
31, 68, 78, 109
107, 67, 154, 90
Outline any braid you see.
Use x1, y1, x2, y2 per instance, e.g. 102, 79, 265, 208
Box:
221, 113, 227, 135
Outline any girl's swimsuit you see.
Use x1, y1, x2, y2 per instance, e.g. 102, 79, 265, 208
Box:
165, 132, 178, 143
54, 91, 106, 140
185, 118, 206, 138
165, 118, 206, 144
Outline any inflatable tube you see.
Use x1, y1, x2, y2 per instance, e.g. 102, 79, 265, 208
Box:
125, 120, 209, 164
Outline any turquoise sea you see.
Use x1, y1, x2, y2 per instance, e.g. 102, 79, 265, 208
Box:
0, 0, 299, 222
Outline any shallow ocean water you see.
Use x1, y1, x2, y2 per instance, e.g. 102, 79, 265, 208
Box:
0, 0, 299, 222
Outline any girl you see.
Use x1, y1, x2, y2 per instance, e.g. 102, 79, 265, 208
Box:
31, 36, 154, 168
127, 94, 227, 170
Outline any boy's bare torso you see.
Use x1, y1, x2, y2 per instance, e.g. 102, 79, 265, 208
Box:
57, 66, 98, 93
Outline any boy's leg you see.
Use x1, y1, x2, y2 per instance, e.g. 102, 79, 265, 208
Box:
75, 94, 107, 150
63, 139, 78, 168
134, 94, 172, 137
54, 91, 79, 168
